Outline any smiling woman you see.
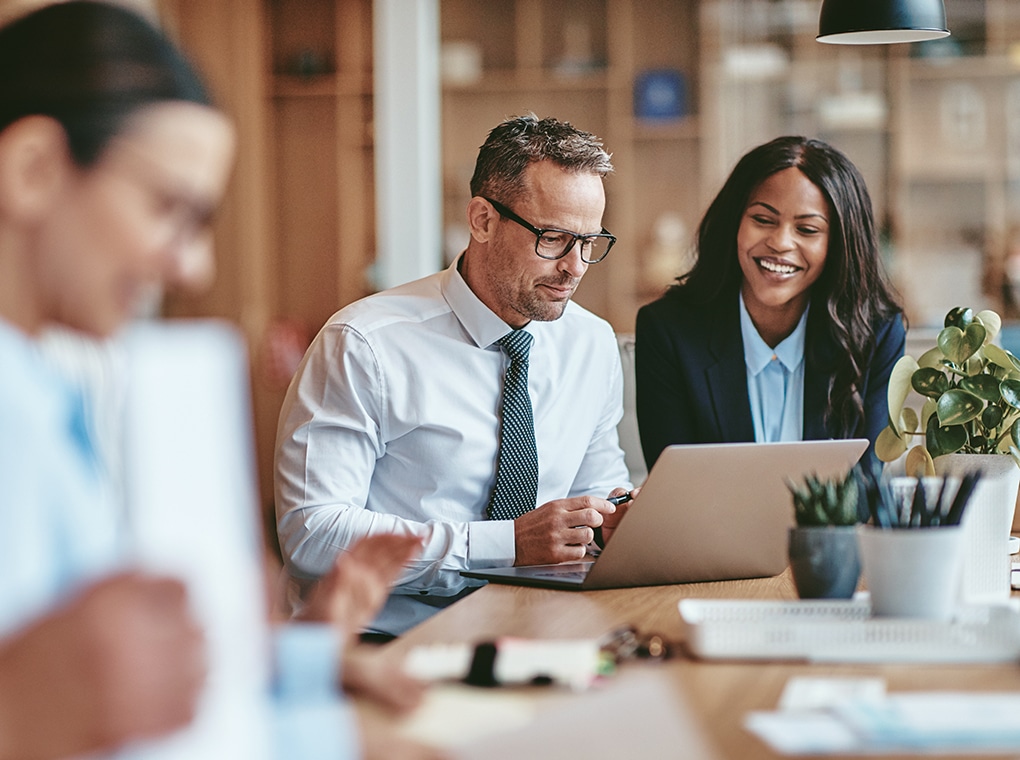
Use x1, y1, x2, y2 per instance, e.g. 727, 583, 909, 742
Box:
635, 136, 906, 470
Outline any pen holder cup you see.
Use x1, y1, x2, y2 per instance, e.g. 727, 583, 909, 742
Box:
856, 524, 965, 620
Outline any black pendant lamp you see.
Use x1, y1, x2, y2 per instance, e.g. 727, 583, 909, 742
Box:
817, 0, 950, 44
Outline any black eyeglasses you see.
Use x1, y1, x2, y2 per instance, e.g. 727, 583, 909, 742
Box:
483, 197, 616, 264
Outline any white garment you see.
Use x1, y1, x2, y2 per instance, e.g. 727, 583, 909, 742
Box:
275, 258, 631, 635
739, 293, 808, 443
0, 320, 357, 760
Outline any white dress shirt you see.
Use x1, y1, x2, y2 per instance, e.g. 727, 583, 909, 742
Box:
739, 293, 808, 443
275, 257, 631, 635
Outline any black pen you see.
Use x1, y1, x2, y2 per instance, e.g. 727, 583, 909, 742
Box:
608, 492, 633, 506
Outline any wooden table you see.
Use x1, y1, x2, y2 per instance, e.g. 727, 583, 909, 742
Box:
374, 569, 1020, 759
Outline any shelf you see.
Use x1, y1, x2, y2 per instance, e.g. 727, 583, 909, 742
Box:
442, 69, 610, 94
899, 169, 1002, 184
904, 54, 1020, 81
272, 73, 372, 99
632, 117, 700, 142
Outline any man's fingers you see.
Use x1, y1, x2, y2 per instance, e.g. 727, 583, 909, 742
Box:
566, 506, 609, 529
568, 526, 595, 546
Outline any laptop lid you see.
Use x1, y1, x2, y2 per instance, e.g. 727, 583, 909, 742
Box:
462, 439, 868, 590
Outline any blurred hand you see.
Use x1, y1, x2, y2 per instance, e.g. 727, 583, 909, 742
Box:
297, 533, 423, 637
0, 572, 205, 760
513, 496, 616, 566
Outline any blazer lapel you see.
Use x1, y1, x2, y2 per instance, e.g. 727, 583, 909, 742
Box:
803, 318, 837, 440
705, 299, 755, 442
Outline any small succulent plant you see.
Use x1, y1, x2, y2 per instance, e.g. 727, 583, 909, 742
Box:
787, 471, 861, 527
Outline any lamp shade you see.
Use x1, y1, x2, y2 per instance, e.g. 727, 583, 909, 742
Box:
817, 0, 950, 44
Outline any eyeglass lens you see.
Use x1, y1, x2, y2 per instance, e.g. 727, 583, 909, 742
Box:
535, 231, 613, 263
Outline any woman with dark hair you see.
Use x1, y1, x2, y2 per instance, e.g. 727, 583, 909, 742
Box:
0, 3, 232, 757
0, 4, 434, 759
635, 136, 905, 470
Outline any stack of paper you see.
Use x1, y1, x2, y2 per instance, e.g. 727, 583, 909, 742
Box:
747, 677, 1020, 755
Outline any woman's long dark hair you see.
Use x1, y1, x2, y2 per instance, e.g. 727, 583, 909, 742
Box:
670, 135, 903, 437
0, 1, 211, 167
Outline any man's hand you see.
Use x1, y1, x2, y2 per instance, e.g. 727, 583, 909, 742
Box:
297, 533, 423, 636
600, 486, 640, 545
0, 572, 205, 760
513, 496, 617, 566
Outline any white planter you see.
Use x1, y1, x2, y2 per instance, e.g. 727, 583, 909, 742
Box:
856, 524, 965, 620
934, 453, 1020, 604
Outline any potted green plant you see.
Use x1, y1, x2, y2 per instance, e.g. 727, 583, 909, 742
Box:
786, 471, 862, 599
875, 306, 1020, 472
874, 306, 1020, 603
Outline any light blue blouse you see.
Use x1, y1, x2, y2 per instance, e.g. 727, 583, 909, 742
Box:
739, 294, 808, 443
0, 319, 356, 760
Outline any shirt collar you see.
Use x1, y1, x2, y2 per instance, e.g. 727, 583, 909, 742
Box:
739, 292, 809, 376
441, 253, 532, 349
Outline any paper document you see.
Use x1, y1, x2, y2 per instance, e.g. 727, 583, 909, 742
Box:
746, 677, 1020, 755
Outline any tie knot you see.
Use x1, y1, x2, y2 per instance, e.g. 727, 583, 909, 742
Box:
497, 330, 533, 362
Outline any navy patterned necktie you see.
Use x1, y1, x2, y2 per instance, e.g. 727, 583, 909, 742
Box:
487, 330, 539, 520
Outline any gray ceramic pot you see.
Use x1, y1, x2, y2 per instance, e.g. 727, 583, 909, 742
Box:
788, 525, 861, 599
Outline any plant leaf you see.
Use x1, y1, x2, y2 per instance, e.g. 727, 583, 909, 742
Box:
944, 307, 974, 329
927, 413, 968, 455
938, 323, 986, 365
917, 347, 944, 369
900, 406, 919, 434
975, 309, 1002, 343
886, 355, 919, 434
905, 445, 935, 478
964, 356, 985, 376
911, 367, 950, 398
960, 373, 1001, 401
936, 388, 983, 425
875, 425, 907, 462
921, 397, 937, 429
1001, 379, 1020, 410
983, 343, 1020, 374
982, 404, 1004, 429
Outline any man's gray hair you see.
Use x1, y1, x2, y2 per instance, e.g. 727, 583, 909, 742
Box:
469, 114, 613, 204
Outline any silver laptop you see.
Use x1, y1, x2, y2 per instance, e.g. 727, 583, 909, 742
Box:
461, 439, 868, 591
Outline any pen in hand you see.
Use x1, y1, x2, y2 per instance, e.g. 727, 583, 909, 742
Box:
607, 492, 633, 506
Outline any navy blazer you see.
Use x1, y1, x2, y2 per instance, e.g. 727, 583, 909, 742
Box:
635, 289, 906, 470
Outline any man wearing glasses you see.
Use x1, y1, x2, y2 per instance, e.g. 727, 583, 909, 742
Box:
275, 115, 633, 637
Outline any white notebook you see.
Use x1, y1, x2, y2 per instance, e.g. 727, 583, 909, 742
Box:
117, 320, 272, 760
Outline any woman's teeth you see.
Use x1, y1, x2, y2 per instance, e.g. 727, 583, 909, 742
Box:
758, 259, 799, 275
